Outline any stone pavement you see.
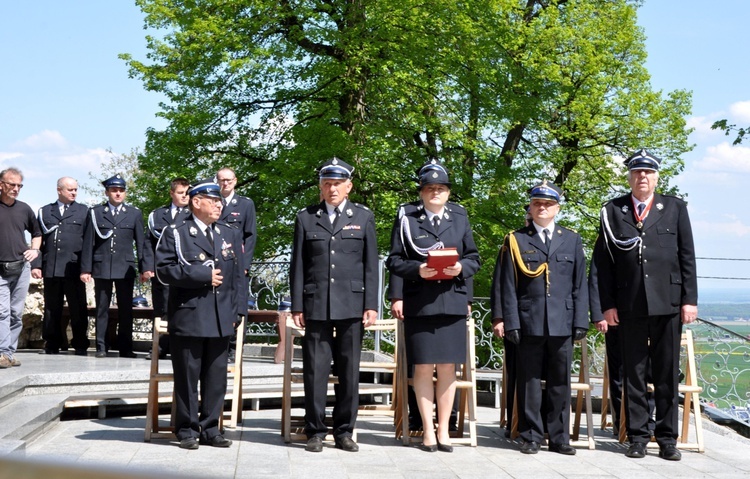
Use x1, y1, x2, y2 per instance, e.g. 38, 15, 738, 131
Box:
5, 401, 750, 479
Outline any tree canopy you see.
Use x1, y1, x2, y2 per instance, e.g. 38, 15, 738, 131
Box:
121, 0, 693, 296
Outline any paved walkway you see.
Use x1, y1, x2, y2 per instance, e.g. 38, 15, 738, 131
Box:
6, 402, 750, 478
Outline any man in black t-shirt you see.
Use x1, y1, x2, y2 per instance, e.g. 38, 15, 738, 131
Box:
0, 167, 42, 369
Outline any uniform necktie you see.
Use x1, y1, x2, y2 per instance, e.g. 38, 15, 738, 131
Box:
331, 207, 341, 230
637, 203, 645, 216
432, 215, 440, 233
60, 204, 68, 216
205, 227, 214, 249
544, 229, 552, 250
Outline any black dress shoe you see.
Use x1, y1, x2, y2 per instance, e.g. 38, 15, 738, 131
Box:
200, 435, 232, 447
436, 440, 453, 453
39, 348, 59, 355
95, 351, 107, 358
626, 442, 646, 458
520, 441, 540, 454
119, 351, 137, 358
334, 436, 359, 452
305, 436, 323, 452
179, 437, 199, 450
658, 444, 681, 461
74, 349, 88, 356
549, 443, 576, 455
418, 443, 437, 452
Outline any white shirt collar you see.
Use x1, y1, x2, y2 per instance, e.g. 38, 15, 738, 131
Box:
326, 199, 347, 216
193, 217, 211, 234
631, 193, 653, 208
532, 220, 555, 239
223, 192, 235, 204
424, 207, 445, 222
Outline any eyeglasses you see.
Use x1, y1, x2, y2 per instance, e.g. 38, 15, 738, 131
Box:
1, 180, 23, 189
217, 178, 235, 183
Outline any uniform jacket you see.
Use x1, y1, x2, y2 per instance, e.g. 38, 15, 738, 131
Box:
386, 201, 480, 318
592, 193, 697, 319
145, 204, 192, 270
155, 219, 243, 337
80, 203, 150, 280
290, 201, 378, 321
500, 224, 588, 336
34, 201, 88, 278
219, 193, 257, 271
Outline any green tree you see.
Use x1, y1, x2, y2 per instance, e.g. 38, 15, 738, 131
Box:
122, 0, 693, 295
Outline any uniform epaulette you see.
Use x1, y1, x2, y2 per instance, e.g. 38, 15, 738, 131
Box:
352, 202, 370, 212
446, 201, 467, 215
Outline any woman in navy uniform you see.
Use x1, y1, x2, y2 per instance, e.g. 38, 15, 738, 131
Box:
591, 149, 697, 461
155, 179, 243, 450
387, 161, 480, 452
500, 181, 588, 455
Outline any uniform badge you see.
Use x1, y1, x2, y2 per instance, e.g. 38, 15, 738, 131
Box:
332, 158, 339, 165
104, 206, 109, 213
316, 209, 322, 217
417, 204, 424, 210
199, 253, 206, 261
557, 229, 562, 235
445, 213, 450, 220
189, 226, 198, 236
346, 208, 353, 217
231, 198, 237, 205
621, 205, 629, 213
343, 225, 361, 230
432, 172, 438, 178
656, 203, 663, 210
122, 207, 127, 212
419, 214, 426, 220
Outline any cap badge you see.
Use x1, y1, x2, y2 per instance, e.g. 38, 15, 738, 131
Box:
432, 172, 438, 178
332, 158, 339, 165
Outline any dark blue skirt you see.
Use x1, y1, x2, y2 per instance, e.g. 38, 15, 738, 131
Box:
404, 314, 466, 365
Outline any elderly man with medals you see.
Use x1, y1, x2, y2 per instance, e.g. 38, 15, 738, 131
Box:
155, 178, 244, 450
387, 160, 480, 453
499, 180, 588, 456
591, 149, 698, 461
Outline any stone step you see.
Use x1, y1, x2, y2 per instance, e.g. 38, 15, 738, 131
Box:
0, 392, 69, 454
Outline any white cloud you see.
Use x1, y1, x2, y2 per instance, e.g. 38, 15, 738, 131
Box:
694, 219, 750, 239
0, 131, 115, 210
693, 142, 750, 174
12, 129, 69, 151
686, 115, 718, 136
729, 101, 750, 123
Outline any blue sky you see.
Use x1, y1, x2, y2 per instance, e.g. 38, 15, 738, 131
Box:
2, 1, 749, 293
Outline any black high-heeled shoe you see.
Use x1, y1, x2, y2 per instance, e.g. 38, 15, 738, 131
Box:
418, 443, 438, 452
436, 439, 453, 453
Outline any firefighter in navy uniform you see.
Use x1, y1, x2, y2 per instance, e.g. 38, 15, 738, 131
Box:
500, 180, 588, 456
145, 177, 191, 359
32, 177, 90, 355
155, 178, 243, 449
80, 174, 153, 358
387, 161, 481, 452
290, 158, 378, 453
591, 149, 697, 461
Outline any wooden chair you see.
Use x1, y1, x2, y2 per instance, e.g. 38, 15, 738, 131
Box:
144, 317, 175, 442
505, 338, 596, 449
222, 319, 246, 429
605, 329, 704, 452
394, 315, 478, 447
281, 318, 398, 443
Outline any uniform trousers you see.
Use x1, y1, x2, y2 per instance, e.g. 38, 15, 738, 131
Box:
94, 278, 135, 354
150, 278, 170, 355
302, 317, 363, 439
517, 335, 572, 445
0, 263, 31, 357
170, 335, 231, 441
42, 277, 89, 352
619, 313, 681, 447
